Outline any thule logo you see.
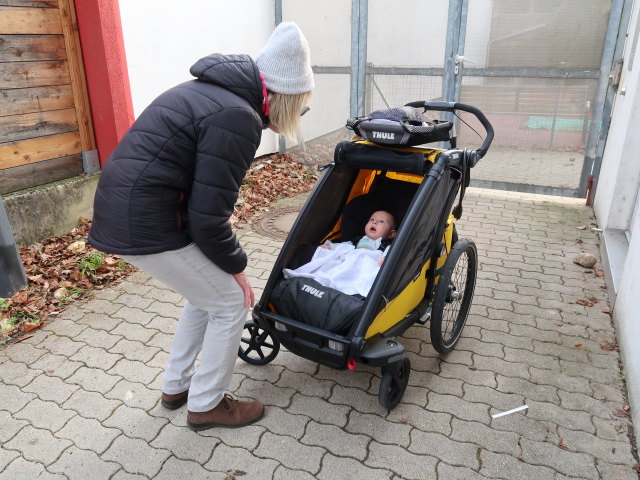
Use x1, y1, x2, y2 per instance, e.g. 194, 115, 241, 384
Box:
372, 131, 395, 140
301, 284, 325, 298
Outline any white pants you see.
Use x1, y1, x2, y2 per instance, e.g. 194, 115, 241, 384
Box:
121, 243, 247, 412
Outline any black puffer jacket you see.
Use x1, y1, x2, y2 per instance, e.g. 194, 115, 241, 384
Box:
88, 54, 266, 274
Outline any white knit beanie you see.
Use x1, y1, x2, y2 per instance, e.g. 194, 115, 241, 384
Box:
256, 22, 314, 94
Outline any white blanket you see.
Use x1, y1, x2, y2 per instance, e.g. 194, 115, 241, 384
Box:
283, 243, 382, 297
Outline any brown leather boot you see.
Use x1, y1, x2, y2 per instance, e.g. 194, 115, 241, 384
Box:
161, 390, 189, 410
187, 394, 264, 431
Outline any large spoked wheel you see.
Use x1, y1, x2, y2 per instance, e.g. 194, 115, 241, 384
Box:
238, 321, 280, 365
378, 357, 411, 410
430, 238, 478, 354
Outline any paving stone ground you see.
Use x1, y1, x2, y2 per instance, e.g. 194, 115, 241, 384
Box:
1, 187, 638, 479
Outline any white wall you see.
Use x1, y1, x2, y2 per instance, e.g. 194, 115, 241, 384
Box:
593, 0, 640, 436
118, 0, 278, 155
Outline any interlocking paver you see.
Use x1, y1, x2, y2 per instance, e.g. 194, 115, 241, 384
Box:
200, 424, 266, 450
317, 453, 394, 480
254, 431, 325, 473
416, 428, 483, 470
55, 415, 121, 454
69, 345, 122, 370
104, 405, 168, 441
108, 358, 162, 385
0, 360, 42, 387
0, 411, 28, 446
0, 189, 636, 479
0, 456, 67, 479
62, 389, 122, 421
74, 311, 124, 331
66, 366, 122, 394
41, 317, 90, 337
409, 369, 464, 396
596, 459, 640, 480
346, 410, 411, 447
154, 457, 224, 479
254, 406, 309, 439
150, 423, 217, 463
288, 393, 350, 426
301, 420, 370, 460
105, 379, 159, 411
101, 435, 171, 477
329, 384, 385, 415
450, 417, 521, 456
480, 449, 556, 480
73, 328, 122, 350
239, 379, 295, 408
29, 352, 84, 380
204, 444, 280, 478
440, 361, 499, 388
4, 425, 73, 466
14, 398, 76, 432
437, 462, 492, 479
109, 338, 160, 363
556, 427, 635, 465
234, 361, 283, 384
109, 306, 156, 326
520, 437, 598, 479
48, 446, 120, 479
5, 341, 47, 364
22, 374, 79, 403
364, 441, 437, 480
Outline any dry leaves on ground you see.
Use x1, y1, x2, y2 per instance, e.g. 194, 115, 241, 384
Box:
232, 153, 318, 225
1, 153, 318, 343
0, 218, 135, 342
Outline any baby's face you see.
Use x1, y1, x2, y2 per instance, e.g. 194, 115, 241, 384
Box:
365, 211, 396, 240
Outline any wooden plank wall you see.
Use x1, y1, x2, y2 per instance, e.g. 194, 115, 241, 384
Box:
0, 0, 95, 194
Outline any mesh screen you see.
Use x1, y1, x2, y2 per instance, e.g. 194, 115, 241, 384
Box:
459, 76, 594, 189
283, 0, 351, 67
366, 75, 443, 113
467, 0, 611, 69
367, 0, 448, 68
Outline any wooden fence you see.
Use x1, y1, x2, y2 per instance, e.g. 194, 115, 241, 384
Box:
0, 0, 95, 194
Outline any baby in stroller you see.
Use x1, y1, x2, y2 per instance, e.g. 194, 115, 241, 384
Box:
283, 210, 397, 296
321, 210, 397, 266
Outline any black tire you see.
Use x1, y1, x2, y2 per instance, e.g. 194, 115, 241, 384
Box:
430, 238, 477, 353
238, 321, 280, 365
378, 357, 411, 410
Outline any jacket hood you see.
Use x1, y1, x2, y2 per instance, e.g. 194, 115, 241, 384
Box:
190, 53, 266, 122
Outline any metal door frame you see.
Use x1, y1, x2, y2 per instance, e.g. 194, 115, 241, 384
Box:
446, 0, 632, 198
275, 0, 631, 199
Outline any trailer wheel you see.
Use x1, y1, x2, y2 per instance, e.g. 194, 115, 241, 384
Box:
378, 357, 411, 410
238, 321, 280, 365
430, 238, 477, 353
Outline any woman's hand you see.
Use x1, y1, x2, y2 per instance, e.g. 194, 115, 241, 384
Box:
232, 271, 255, 308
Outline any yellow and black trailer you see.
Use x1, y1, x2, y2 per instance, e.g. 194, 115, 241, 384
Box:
239, 102, 494, 409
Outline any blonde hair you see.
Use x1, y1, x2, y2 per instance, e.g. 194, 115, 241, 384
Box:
267, 91, 312, 142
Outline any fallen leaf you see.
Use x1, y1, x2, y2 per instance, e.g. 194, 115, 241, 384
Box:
600, 341, 618, 351
574, 344, 583, 348
601, 308, 611, 314
613, 408, 630, 417
575, 299, 594, 307
558, 437, 569, 450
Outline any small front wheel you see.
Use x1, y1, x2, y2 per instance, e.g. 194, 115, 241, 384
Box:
430, 238, 477, 353
238, 321, 280, 365
378, 357, 411, 410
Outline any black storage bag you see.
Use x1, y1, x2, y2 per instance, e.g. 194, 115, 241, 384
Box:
347, 106, 452, 146
270, 277, 364, 335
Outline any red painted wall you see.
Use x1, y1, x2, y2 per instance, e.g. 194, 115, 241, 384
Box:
74, 0, 134, 167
